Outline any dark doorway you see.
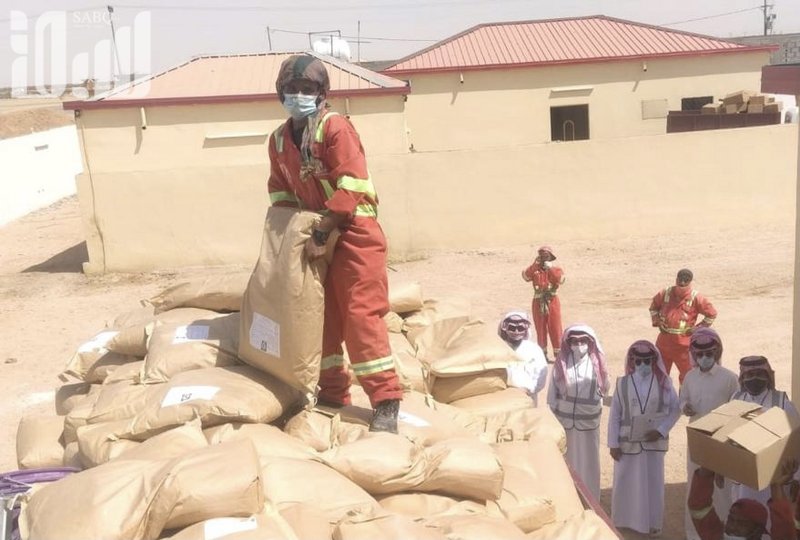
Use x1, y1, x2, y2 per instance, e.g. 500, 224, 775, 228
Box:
550, 105, 589, 142
681, 96, 714, 111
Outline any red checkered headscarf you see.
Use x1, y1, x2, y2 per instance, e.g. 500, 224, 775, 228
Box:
729, 498, 768, 532
554, 324, 609, 397
625, 340, 670, 391
689, 327, 723, 367
738, 356, 775, 390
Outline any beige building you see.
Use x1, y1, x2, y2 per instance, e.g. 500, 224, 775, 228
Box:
64, 52, 409, 273
383, 16, 776, 151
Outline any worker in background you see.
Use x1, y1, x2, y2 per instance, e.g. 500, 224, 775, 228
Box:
608, 340, 681, 538
680, 327, 739, 540
522, 246, 565, 363
649, 268, 717, 384
547, 324, 610, 500
267, 54, 402, 433
497, 311, 548, 405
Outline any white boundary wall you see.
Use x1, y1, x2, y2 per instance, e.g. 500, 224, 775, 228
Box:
0, 125, 82, 226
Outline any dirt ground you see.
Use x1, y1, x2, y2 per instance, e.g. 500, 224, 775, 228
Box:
0, 195, 794, 540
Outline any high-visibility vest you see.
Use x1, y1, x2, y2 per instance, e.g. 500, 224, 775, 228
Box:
615, 375, 669, 454
657, 287, 698, 335
731, 389, 787, 409
552, 359, 602, 431
271, 112, 378, 218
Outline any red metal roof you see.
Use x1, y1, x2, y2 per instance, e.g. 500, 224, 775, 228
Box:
64, 51, 409, 110
384, 15, 777, 74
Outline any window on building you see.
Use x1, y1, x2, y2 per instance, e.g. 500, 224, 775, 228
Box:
550, 105, 589, 142
681, 96, 714, 111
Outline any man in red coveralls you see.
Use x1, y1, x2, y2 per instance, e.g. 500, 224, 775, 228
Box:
688, 460, 799, 540
522, 246, 565, 363
266, 54, 402, 433
650, 269, 717, 384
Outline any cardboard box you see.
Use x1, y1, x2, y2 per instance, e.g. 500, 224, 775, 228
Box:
722, 90, 753, 106
701, 103, 722, 115
687, 400, 800, 490
748, 103, 764, 114
749, 95, 768, 106
765, 102, 783, 114
724, 104, 740, 114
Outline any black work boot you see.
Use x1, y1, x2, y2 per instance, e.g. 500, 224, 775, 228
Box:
369, 399, 400, 434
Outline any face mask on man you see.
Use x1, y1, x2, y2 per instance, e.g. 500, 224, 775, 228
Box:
635, 360, 652, 378
570, 343, 589, 358
696, 354, 716, 371
744, 377, 768, 396
282, 93, 319, 120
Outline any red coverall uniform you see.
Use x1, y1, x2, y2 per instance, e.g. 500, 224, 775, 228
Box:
522, 262, 565, 356
649, 285, 716, 384
267, 110, 402, 407
688, 469, 797, 540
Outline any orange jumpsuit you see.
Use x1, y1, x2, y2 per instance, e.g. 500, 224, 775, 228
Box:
688, 469, 797, 540
267, 111, 402, 407
522, 262, 565, 356
649, 285, 716, 384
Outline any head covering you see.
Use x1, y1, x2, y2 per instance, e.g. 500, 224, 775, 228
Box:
275, 54, 330, 101
729, 498, 768, 531
537, 245, 556, 261
554, 324, 610, 397
625, 340, 670, 390
689, 327, 723, 367
738, 356, 775, 390
677, 268, 693, 282
498, 311, 532, 343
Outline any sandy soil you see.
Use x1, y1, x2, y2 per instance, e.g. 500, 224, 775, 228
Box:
0, 105, 74, 139
0, 195, 794, 540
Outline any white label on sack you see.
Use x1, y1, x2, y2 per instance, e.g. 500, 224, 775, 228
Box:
203, 516, 258, 540
78, 331, 118, 352
249, 312, 280, 356
398, 411, 430, 427
161, 385, 220, 408
172, 324, 210, 344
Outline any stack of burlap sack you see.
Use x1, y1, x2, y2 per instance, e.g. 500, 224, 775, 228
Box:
14, 207, 618, 540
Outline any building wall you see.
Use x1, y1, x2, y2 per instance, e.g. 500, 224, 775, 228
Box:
0, 125, 82, 226
75, 95, 408, 272
731, 34, 800, 65
398, 51, 771, 152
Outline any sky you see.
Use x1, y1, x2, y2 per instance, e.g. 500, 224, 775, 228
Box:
1, 0, 799, 88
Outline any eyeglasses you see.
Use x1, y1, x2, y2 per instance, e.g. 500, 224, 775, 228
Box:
634, 358, 653, 366
694, 351, 716, 359
568, 337, 590, 345
506, 324, 528, 332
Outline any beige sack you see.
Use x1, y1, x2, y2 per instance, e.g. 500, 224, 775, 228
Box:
16, 415, 65, 469
388, 282, 424, 313
278, 503, 333, 540
482, 407, 567, 451
84, 352, 139, 384
260, 457, 380, 521
63, 388, 103, 444
449, 388, 533, 417
390, 333, 426, 393
19, 457, 174, 540
150, 439, 264, 531
526, 510, 619, 540
283, 409, 338, 452
87, 380, 156, 425
487, 440, 583, 532
415, 320, 516, 377
239, 207, 335, 396
384, 312, 404, 333
432, 370, 507, 404
166, 510, 297, 540
77, 419, 140, 468
64, 330, 119, 379
103, 360, 145, 385
424, 514, 528, 540
321, 432, 443, 495
54, 382, 96, 416
417, 437, 504, 501
149, 273, 251, 314
62, 441, 82, 469
403, 298, 472, 337
377, 493, 486, 519
111, 304, 155, 329
125, 366, 301, 440
107, 323, 152, 357
204, 422, 317, 462
333, 510, 446, 540
142, 313, 241, 383
117, 420, 207, 462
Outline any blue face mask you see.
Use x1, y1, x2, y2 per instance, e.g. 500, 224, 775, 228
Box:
636, 364, 652, 378
282, 93, 319, 120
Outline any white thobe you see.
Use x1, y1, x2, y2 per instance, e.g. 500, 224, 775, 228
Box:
506, 339, 548, 406
546, 353, 602, 500
730, 388, 800, 506
608, 372, 680, 535
680, 364, 740, 540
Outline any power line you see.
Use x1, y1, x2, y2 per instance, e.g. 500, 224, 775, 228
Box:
660, 6, 763, 27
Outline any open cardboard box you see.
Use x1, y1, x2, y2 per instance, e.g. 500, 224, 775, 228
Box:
687, 400, 800, 490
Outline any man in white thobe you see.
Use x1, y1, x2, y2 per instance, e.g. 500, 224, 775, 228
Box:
498, 311, 548, 406
609, 340, 680, 538
680, 327, 739, 540
729, 355, 800, 507
547, 323, 609, 500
